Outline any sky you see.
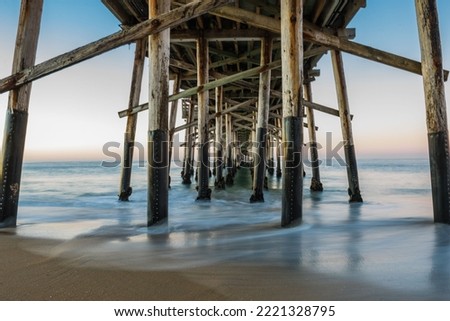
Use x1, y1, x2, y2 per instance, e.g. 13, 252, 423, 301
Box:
0, 0, 449, 162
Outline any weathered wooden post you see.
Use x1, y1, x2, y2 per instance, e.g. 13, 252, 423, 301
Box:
168, 73, 182, 176
415, 0, 450, 223
182, 101, 194, 184
331, 50, 363, 203
119, 39, 146, 201
276, 132, 282, 178
148, 0, 170, 225
303, 80, 323, 191
250, 111, 257, 179
250, 36, 273, 202
214, 86, 225, 189
225, 113, 234, 185
0, 0, 43, 227
196, 36, 212, 200
233, 131, 240, 171
280, 0, 304, 226
267, 132, 275, 176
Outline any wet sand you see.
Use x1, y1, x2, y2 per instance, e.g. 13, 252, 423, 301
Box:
0, 232, 429, 301
6, 159, 449, 301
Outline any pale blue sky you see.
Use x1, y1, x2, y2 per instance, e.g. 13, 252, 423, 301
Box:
0, 0, 449, 161
312, 0, 449, 158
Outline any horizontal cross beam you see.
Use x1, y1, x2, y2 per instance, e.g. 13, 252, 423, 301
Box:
118, 60, 282, 118
303, 100, 354, 120
0, 0, 234, 94
211, 6, 449, 81
171, 28, 272, 42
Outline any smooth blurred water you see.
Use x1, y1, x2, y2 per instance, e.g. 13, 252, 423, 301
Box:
13, 158, 450, 299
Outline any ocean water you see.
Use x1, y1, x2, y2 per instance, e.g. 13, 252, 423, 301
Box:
13, 158, 450, 299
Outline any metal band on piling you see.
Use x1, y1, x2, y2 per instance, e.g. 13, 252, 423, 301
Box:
148, 129, 169, 225
0, 109, 28, 226
427, 132, 450, 222
344, 144, 363, 202
197, 141, 212, 200
250, 127, 267, 203
281, 117, 303, 226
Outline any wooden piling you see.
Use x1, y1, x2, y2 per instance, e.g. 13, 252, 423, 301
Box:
280, 0, 304, 226
331, 50, 363, 203
214, 86, 225, 189
196, 36, 212, 200
225, 112, 234, 185
250, 111, 257, 178
182, 101, 195, 184
250, 36, 273, 203
276, 133, 282, 178
147, 0, 170, 225
119, 39, 146, 201
233, 131, 240, 171
168, 72, 182, 188
303, 81, 323, 192
267, 132, 275, 176
415, 0, 450, 223
0, 0, 43, 227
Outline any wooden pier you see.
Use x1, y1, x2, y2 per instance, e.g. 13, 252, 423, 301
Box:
0, 0, 449, 227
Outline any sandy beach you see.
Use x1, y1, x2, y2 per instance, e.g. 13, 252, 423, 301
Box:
0, 231, 224, 301
0, 231, 434, 301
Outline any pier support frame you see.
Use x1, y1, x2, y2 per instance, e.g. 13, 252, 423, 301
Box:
303, 81, 323, 191
331, 50, 363, 203
214, 86, 225, 189
196, 36, 212, 200
147, 0, 170, 225
415, 0, 450, 223
250, 36, 273, 203
0, 0, 43, 227
119, 39, 146, 201
280, 0, 304, 226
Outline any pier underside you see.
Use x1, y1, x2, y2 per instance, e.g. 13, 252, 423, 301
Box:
0, 0, 448, 227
